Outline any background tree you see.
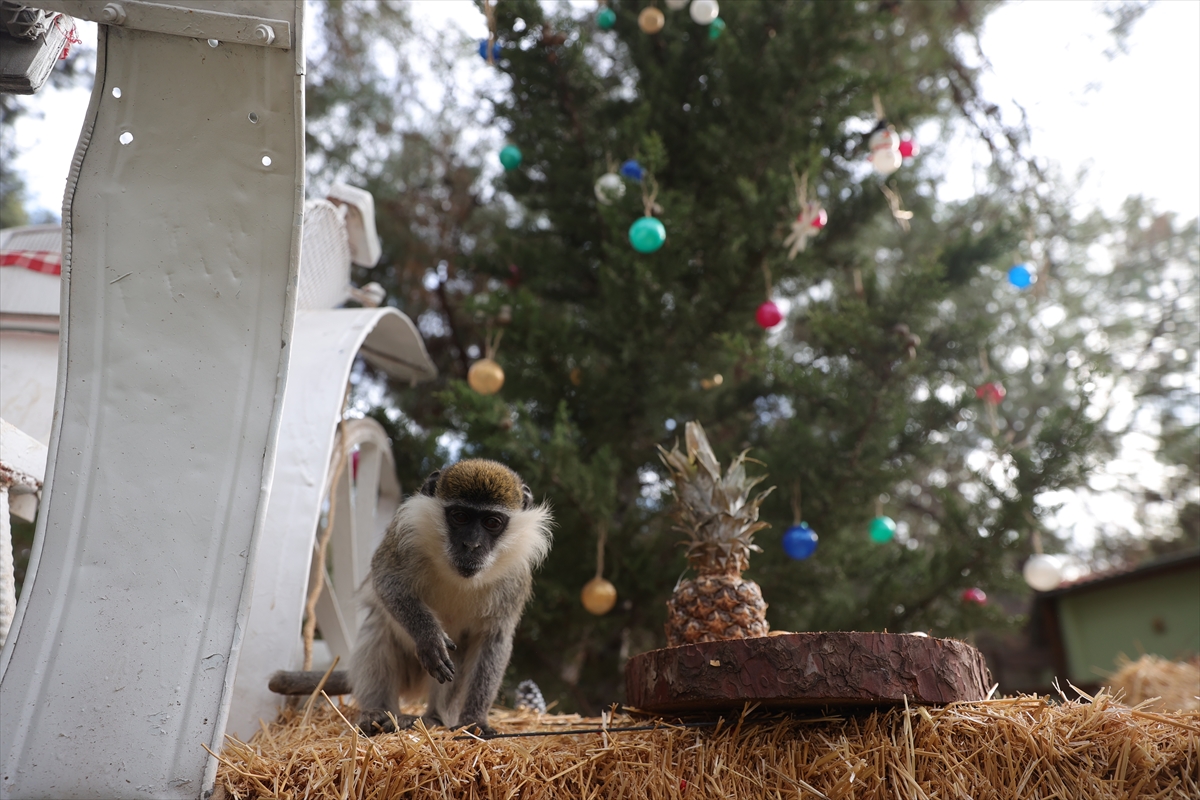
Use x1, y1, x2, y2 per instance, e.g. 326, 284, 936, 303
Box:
331, 0, 1121, 712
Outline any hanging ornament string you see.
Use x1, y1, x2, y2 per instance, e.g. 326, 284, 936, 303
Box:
483, 0, 499, 65
790, 480, 802, 525
641, 172, 660, 218
581, 521, 618, 615
761, 259, 773, 303
880, 183, 913, 232
485, 323, 504, 362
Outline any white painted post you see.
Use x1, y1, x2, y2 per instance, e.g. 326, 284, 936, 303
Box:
0, 2, 305, 797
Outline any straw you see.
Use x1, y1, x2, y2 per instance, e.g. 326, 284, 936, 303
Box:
216, 689, 1199, 799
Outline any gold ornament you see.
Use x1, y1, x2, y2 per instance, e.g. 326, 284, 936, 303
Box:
700, 374, 724, 390
581, 576, 618, 615
638, 7, 665, 34
468, 358, 505, 395
569, 367, 583, 386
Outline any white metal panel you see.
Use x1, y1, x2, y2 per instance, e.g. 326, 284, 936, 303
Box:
0, 268, 60, 317
0, 1, 305, 796
224, 307, 434, 741
0, 330, 59, 444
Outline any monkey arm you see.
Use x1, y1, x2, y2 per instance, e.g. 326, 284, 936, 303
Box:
372, 571, 457, 684
456, 623, 517, 737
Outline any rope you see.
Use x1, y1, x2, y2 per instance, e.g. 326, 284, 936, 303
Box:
302, 410, 351, 670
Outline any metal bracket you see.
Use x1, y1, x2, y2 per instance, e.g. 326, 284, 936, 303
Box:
31, 0, 291, 49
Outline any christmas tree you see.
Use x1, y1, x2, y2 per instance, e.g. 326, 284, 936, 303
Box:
300, 0, 1195, 713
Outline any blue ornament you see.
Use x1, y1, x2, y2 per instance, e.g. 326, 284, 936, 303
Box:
619, 159, 645, 181
783, 523, 818, 560
629, 217, 666, 253
1007, 263, 1034, 288
478, 39, 502, 62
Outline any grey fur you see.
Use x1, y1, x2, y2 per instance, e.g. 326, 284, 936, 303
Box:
349, 463, 553, 736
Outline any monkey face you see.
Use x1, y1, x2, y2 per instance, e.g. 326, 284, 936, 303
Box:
444, 504, 510, 578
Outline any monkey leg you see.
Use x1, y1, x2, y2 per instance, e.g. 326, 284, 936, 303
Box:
350, 604, 426, 734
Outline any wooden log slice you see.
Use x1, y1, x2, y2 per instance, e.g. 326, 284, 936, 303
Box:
625, 632, 993, 713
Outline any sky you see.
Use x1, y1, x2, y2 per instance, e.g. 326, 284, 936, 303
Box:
11, 0, 1200, 223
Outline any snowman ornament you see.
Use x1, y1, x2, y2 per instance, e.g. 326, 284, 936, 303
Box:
868, 122, 904, 177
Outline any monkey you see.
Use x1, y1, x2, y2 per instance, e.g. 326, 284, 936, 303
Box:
348, 459, 553, 737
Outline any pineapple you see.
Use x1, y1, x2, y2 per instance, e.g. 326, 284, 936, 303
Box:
659, 421, 774, 647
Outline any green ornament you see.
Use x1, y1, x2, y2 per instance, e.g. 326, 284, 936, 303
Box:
597, 7, 617, 30
499, 144, 522, 171
708, 17, 726, 40
869, 515, 896, 543
629, 217, 666, 253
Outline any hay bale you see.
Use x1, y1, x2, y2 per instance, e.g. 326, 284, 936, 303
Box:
1110, 655, 1200, 713
215, 690, 1199, 799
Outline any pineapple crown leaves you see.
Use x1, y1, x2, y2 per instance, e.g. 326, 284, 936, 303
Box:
657, 422, 776, 574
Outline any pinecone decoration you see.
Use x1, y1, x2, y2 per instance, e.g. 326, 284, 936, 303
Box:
514, 679, 546, 713
659, 422, 774, 647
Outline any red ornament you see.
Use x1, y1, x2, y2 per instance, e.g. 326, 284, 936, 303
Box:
975, 382, 1005, 405
899, 138, 919, 159
505, 263, 522, 288
680, 779, 688, 791
961, 587, 987, 605
755, 301, 784, 329
809, 207, 828, 229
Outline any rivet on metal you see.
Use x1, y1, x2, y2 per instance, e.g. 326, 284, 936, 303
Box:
253, 24, 275, 45
101, 3, 126, 24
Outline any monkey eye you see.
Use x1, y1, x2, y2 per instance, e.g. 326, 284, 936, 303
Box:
482, 515, 505, 533
449, 510, 470, 526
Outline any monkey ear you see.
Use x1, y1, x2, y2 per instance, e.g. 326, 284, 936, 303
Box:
420, 471, 441, 497
521, 483, 534, 510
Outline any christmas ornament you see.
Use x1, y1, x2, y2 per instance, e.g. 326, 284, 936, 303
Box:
467, 358, 505, 395
594, 172, 626, 204
666, 0, 690, 9
514, 679, 547, 713
468, 324, 507, 395
638, 6, 665, 34
620, 158, 645, 181
499, 144, 522, 171
1023, 554, 1062, 592
755, 301, 783, 329
784, 167, 826, 259
478, 39, 502, 62
689, 0, 720, 25
629, 216, 667, 253
975, 381, 1005, 405
899, 138, 919, 159
782, 522, 818, 560
708, 17, 726, 39
581, 576, 618, 615
699, 373, 723, 390
596, 7, 616, 30
1007, 263, 1035, 288
869, 515, 896, 543
868, 123, 903, 176
961, 587, 987, 605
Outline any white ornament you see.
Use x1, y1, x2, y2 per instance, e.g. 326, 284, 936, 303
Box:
868, 124, 903, 177
689, 0, 719, 25
1023, 554, 1063, 592
594, 173, 626, 205
666, 0, 691, 9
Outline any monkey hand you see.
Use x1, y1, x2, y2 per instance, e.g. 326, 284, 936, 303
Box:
456, 719, 498, 739
416, 631, 457, 683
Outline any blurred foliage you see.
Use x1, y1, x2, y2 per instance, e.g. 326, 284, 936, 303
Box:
300, 0, 1196, 711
